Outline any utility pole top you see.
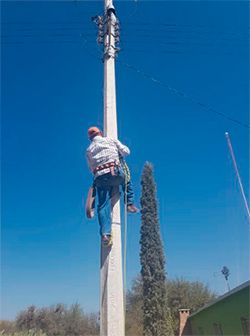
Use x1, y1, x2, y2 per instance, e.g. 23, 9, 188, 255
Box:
93, 0, 120, 62
105, 0, 115, 10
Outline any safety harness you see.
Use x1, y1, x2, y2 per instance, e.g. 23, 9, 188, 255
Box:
93, 160, 120, 175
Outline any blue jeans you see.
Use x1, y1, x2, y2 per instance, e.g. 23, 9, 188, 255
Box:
122, 180, 134, 206
94, 167, 134, 236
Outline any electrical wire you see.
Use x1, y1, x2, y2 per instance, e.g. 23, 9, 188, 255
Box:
127, 0, 139, 19
2, 25, 248, 129
2, 21, 244, 39
117, 60, 249, 129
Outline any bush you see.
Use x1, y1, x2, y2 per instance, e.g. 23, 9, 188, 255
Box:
0, 320, 15, 334
126, 276, 216, 336
1, 331, 47, 336
14, 304, 99, 336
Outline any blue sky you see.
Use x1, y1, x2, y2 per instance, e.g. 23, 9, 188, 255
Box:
1, 0, 249, 320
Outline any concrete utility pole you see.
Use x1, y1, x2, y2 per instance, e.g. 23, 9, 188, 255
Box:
94, 1, 124, 335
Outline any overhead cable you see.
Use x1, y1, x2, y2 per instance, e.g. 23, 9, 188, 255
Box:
117, 60, 249, 129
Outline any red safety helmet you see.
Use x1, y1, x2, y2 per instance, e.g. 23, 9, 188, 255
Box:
87, 126, 102, 140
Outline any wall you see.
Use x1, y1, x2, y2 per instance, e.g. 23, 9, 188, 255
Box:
187, 285, 249, 335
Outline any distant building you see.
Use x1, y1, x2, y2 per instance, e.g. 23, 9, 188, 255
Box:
179, 280, 250, 336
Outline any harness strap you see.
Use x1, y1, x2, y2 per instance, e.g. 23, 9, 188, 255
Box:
93, 160, 120, 174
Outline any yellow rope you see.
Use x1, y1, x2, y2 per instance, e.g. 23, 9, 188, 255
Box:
123, 162, 128, 328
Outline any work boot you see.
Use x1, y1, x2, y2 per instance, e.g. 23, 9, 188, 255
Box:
102, 234, 113, 247
127, 204, 139, 213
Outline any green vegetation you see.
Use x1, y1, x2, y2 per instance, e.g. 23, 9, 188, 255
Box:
126, 277, 216, 336
0, 304, 98, 336
1, 279, 215, 336
166, 278, 216, 333
1, 331, 47, 336
125, 276, 143, 336
140, 162, 174, 336
125, 162, 216, 336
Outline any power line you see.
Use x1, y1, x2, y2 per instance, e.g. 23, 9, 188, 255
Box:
2, 23, 246, 48
2, 21, 245, 38
2, 33, 243, 45
2, 40, 83, 45
1, 29, 246, 58
7, 27, 93, 32
2, 28, 248, 129
2, 31, 244, 44
0, 32, 96, 45
1, 33, 84, 38
1, 20, 92, 25
117, 60, 249, 129
2, 35, 245, 52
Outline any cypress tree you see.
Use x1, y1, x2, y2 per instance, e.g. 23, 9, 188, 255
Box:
140, 162, 173, 336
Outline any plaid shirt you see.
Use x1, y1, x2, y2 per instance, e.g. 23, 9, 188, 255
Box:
86, 135, 130, 176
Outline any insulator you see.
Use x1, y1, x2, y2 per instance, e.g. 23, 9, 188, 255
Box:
97, 36, 104, 44
97, 15, 103, 23
92, 15, 104, 26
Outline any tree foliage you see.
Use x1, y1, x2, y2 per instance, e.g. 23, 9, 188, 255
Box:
1, 279, 216, 336
126, 276, 143, 336
140, 162, 173, 336
0, 320, 16, 335
126, 276, 216, 336
13, 304, 99, 336
166, 278, 216, 334
1, 331, 47, 336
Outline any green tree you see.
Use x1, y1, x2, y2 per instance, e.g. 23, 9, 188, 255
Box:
3, 331, 47, 336
126, 277, 216, 336
166, 278, 216, 334
15, 304, 99, 336
16, 306, 37, 332
140, 163, 173, 336
126, 276, 143, 336
0, 320, 16, 334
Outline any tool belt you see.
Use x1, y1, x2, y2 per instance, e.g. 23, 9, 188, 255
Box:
93, 161, 120, 176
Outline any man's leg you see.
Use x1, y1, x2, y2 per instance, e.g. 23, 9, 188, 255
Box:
124, 180, 134, 205
97, 185, 112, 236
122, 180, 139, 213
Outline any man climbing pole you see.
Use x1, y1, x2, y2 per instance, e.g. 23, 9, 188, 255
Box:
86, 126, 138, 246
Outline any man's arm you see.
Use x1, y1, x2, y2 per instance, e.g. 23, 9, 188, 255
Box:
113, 139, 130, 157
86, 150, 94, 173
